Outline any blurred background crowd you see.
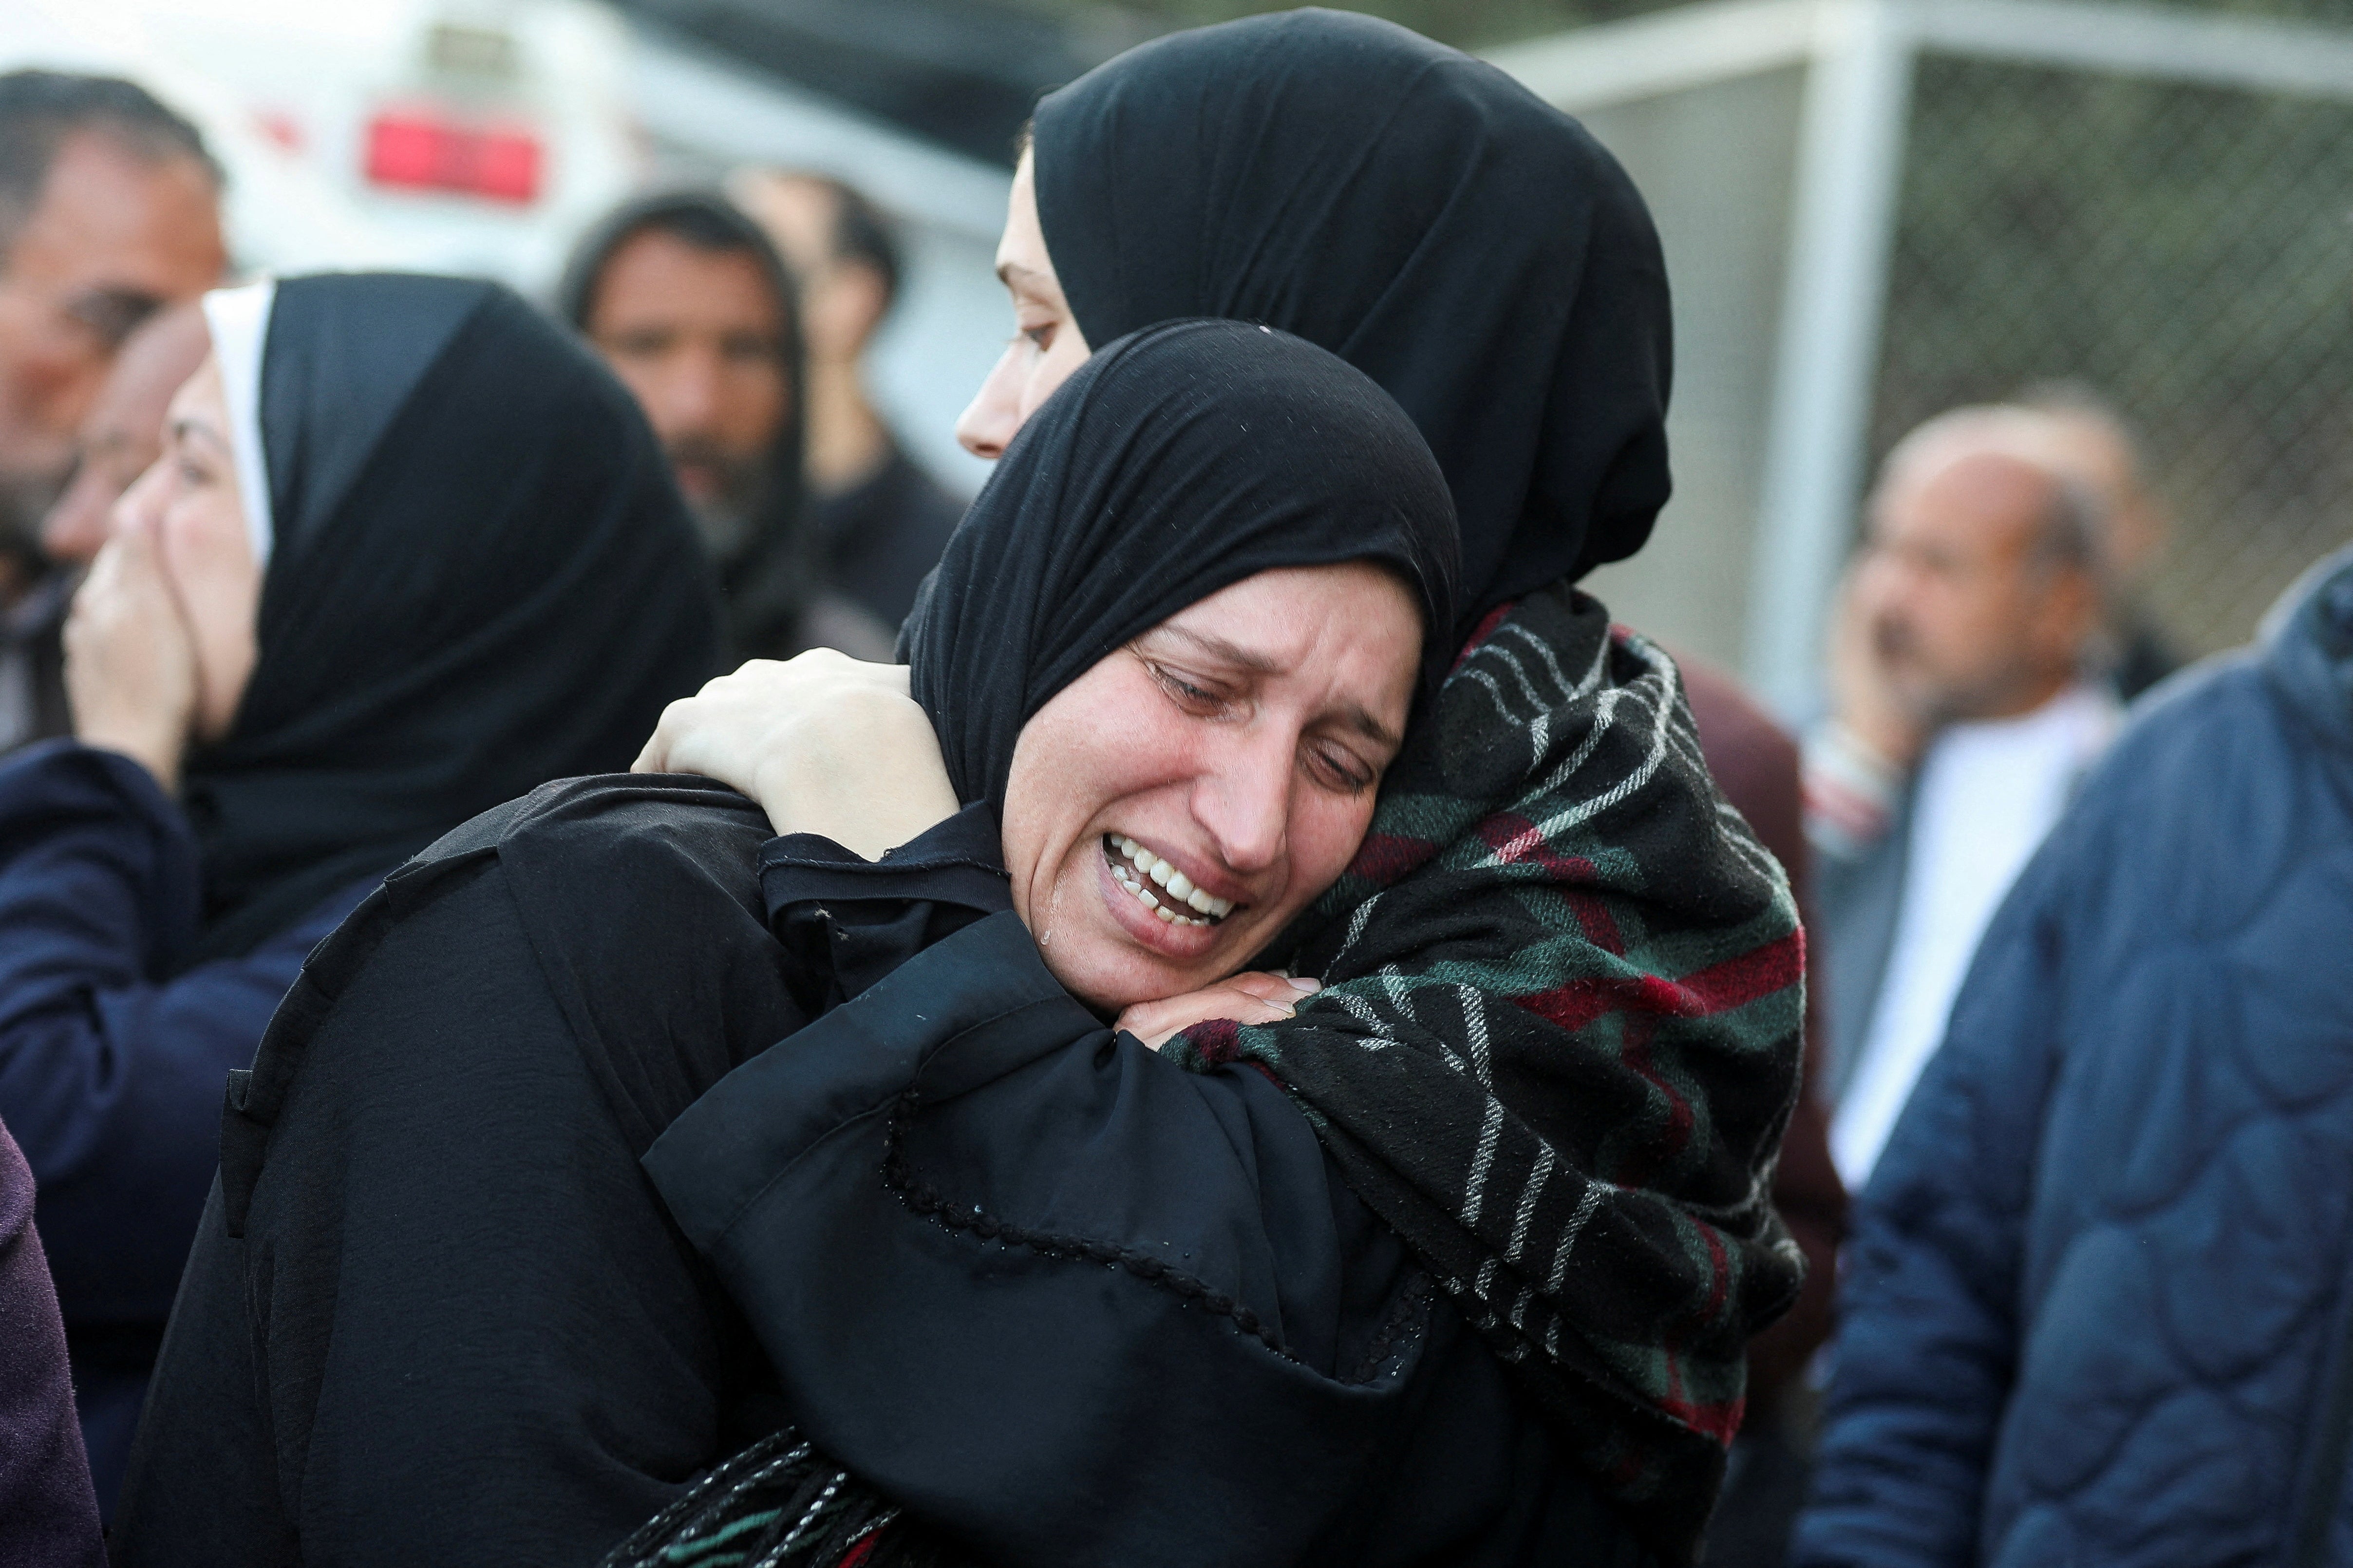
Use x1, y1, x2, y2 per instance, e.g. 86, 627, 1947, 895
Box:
0, 0, 2347, 1564
6, 0, 2350, 709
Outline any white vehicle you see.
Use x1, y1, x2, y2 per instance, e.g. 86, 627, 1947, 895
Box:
1, 0, 640, 290
1, 0, 1009, 490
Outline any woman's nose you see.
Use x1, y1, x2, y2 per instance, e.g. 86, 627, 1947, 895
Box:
1192, 733, 1292, 874
956, 345, 1023, 459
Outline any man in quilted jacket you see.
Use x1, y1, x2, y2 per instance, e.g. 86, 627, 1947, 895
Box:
1793, 540, 2353, 1567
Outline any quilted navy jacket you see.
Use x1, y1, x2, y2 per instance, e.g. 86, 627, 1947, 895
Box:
1794, 544, 2353, 1568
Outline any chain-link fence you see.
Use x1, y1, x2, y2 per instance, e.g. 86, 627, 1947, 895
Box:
1503, 0, 2353, 705
1874, 53, 2353, 659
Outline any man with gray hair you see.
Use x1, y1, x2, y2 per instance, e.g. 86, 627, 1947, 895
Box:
0, 70, 224, 755
1803, 406, 2117, 1190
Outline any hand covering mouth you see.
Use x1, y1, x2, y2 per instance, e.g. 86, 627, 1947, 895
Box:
1103, 834, 1237, 926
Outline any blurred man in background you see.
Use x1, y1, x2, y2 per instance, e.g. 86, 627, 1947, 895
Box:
733, 170, 964, 631
1804, 406, 2117, 1192
2019, 381, 2180, 700
1795, 537, 2353, 1568
0, 72, 224, 754
561, 188, 891, 663
39, 302, 208, 568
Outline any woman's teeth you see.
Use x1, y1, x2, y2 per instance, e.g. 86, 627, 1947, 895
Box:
1105, 835, 1235, 926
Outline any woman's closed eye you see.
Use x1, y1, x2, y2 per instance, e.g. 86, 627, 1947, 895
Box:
1305, 738, 1377, 795
171, 439, 220, 491
1146, 656, 1380, 794
168, 418, 231, 491
1145, 658, 1231, 714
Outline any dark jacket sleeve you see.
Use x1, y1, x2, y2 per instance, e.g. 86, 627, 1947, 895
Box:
113, 832, 795, 1568
0, 1117, 103, 1568
0, 741, 371, 1327
647, 910, 1608, 1568
1791, 841, 2074, 1568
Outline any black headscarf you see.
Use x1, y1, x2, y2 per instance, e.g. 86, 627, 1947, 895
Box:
1033, 7, 1671, 638
555, 190, 814, 660
903, 318, 1458, 807
178, 274, 721, 964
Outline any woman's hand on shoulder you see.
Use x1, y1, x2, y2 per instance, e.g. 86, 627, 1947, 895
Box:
633, 651, 960, 859
1116, 972, 1321, 1051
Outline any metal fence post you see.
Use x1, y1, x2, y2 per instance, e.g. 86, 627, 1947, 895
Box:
1745, 0, 1916, 718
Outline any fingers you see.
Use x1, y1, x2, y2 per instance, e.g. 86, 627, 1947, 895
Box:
630, 699, 685, 774
64, 510, 202, 790
1112, 972, 1329, 1051
1220, 971, 1322, 1005
112, 507, 189, 631
70, 520, 176, 645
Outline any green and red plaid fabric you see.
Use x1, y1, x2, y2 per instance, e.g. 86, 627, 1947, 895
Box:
1173, 582, 1807, 1565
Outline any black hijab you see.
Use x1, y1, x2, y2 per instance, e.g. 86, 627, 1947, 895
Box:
1033, 6, 1671, 638
178, 274, 721, 965
556, 190, 814, 660
903, 318, 1458, 808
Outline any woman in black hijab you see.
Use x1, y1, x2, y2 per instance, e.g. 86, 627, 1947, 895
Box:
1024, 7, 1668, 613
102, 322, 1658, 1568
0, 272, 716, 1512
648, 12, 1804, 1562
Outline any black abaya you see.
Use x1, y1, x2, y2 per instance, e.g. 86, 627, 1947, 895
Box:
116, 779, 1644, 1568
113, 784, 792, 1565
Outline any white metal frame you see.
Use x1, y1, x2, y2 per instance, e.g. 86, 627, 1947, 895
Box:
1490, 0, 2353, 715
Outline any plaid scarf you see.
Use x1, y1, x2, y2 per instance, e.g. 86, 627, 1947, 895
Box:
1170, 581, 1807, 1565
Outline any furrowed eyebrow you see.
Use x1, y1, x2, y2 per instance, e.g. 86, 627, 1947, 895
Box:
1146, 624, 1403, 750
1149, 623, 1283, 677
1337, 704, 1401, 750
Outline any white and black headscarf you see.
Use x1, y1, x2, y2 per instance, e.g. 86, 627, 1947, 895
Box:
178, 273, 721, 965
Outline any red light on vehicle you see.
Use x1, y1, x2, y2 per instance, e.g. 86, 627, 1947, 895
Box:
364, 107, 542, 205
472, 129, 539, 203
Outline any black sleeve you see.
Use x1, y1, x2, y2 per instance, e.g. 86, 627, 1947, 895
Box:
757, 801, 1012, 1009
115, 844, 791, 1568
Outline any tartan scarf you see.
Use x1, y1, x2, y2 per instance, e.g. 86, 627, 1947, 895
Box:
1170, 580, 1807, 1565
